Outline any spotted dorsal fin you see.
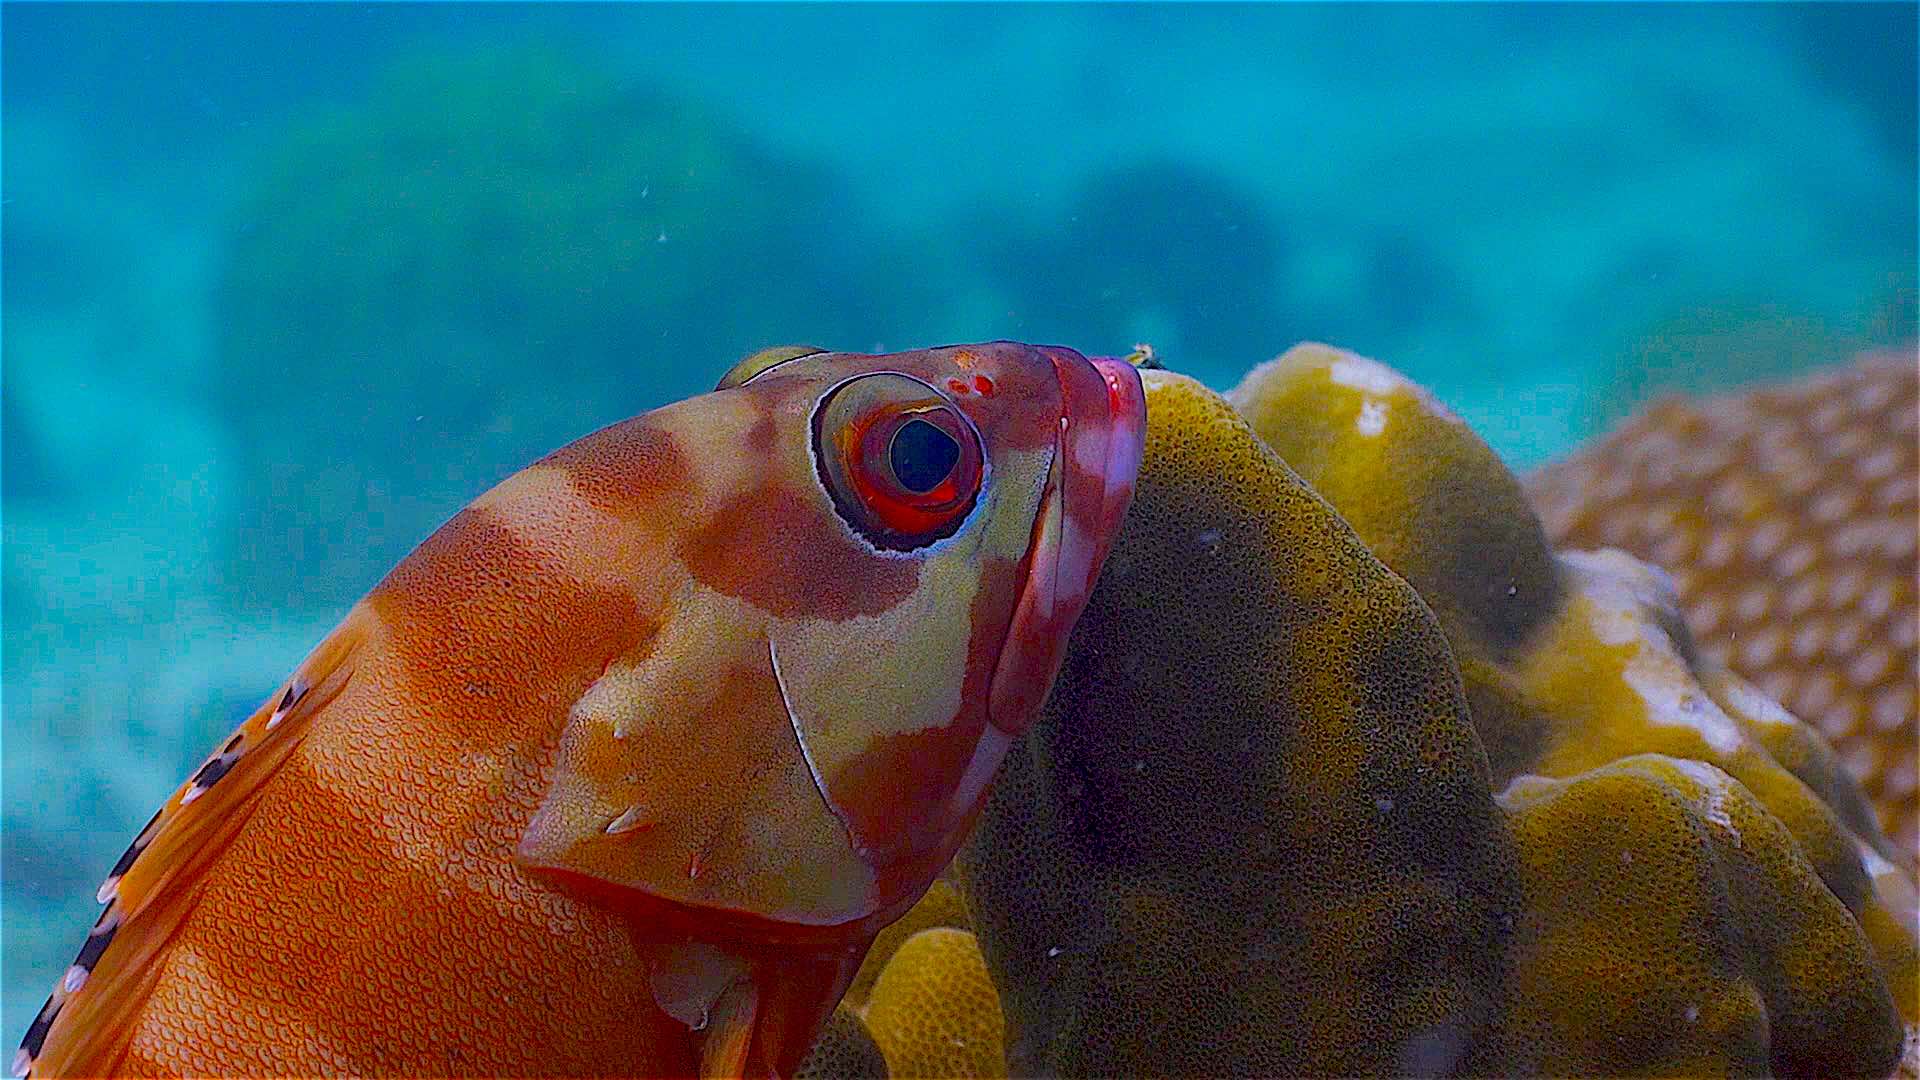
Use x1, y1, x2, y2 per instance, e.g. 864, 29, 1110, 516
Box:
16, 616, 367, 1079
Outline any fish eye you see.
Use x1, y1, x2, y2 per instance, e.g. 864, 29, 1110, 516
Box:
812, 372, 984, 551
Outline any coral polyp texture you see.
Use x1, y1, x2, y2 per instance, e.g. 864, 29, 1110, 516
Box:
1527, 350, 1919, 853
843, 878, 972, 1012
794, 1006, 888, 1080
860, 928, 1005, 1079
1234, 345, 1913, 1012
941, 355, 1910, 1078
796, 879, 994, 1079
962, 369, 1519, 1077
1492, 753, 1899, 1077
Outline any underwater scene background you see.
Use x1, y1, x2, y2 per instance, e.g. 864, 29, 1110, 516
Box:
2, 1, 1915, 1041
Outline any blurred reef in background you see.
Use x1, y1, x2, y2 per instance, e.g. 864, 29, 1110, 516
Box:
214, 46, 912, 610
2, 2, 1915, 1042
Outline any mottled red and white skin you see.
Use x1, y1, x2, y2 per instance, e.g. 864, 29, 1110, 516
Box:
18, 342, 1146, 1079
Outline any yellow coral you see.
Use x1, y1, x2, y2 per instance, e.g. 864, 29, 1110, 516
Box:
860, 928, 1003, 1079
1236, 343, 1912, 1022
1227, 342, 1564, 667
1491, 754, 1899, 1077
960, 369, 1519, 1076
1528, 349, 1918, 852
844, 879, 971, 1010
1233, 343, 1916, 1023
949, 360, 1910, 1077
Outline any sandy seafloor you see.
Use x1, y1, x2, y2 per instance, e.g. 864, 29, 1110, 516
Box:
2, 2, 1914, 1044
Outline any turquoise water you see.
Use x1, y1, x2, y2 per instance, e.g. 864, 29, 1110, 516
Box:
2, 2, 1913, 1043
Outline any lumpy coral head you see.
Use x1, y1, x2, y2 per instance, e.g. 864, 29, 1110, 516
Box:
1227, 343, 1573, 780
1230, 343, 1904, 872
1490, 754, 1902, 1078
944, 345, 1909, 1077
958, 370, 1521, 1076
1230, 343, 1915, 1054
1227, 343, 1564, 664
1527, 349, 1918, 854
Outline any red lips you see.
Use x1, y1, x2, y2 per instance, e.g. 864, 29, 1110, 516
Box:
987, 351, 1148, 737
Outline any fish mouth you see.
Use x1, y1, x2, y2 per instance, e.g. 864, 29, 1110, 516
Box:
987, 350, 1147, 737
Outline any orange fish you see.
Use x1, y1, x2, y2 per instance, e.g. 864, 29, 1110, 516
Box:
17, 342, 1146, 1079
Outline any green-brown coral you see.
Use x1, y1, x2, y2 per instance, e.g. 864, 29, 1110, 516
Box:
959, 369, 1518, 1076
795, 1005, 889, 1080
1491, 754, 1899, 1076
942, 355, 1911, 1077
1234, 344, 1915, 1025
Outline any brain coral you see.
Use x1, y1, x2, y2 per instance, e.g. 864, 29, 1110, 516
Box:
1230, 345, 1903, 850
1491, 753, 1901, 1077
1526, 349, 1918, 854
947, 360, 1908, 1077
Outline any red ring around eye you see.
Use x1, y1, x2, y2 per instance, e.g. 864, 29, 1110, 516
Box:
812, 372, 986, 550
840, 405, 982, 539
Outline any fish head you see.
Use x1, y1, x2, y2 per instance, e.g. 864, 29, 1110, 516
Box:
519, 342, 1145, 939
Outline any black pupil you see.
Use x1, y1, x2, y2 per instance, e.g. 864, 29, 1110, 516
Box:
889, 418, 961, 494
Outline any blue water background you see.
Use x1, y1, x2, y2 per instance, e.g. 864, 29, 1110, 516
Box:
3, 1, 1914, 1040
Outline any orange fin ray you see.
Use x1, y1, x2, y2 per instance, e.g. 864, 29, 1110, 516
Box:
18, 618, 367, 1079
698, 977, 760, 1080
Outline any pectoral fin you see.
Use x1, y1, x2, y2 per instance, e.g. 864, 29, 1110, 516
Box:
698, 977, 760, 1080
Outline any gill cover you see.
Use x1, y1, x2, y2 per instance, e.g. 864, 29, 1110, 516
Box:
518, 343, 1145, 939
